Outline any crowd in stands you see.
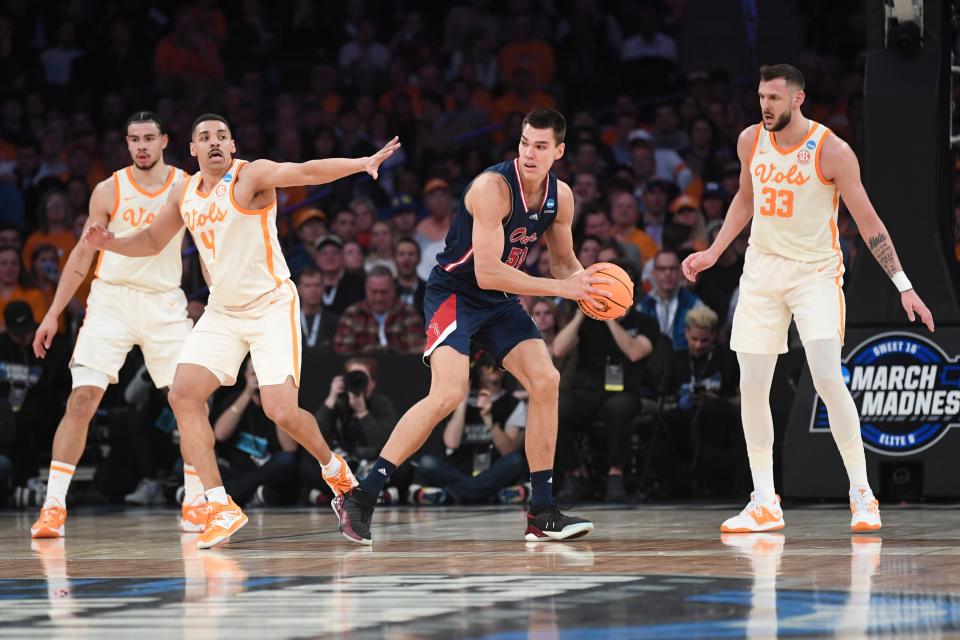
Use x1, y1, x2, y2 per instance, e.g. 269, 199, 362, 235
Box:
0, 1, 887, 507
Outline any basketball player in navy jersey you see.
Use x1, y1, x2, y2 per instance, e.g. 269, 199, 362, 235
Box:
337, 109, 615, 544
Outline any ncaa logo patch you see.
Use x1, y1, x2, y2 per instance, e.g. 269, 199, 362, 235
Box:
809, 332, 960, 455
796, 149, 811, 164
805, 140, 816, 150
222, 172, 233, 183
546, 198, 555, 208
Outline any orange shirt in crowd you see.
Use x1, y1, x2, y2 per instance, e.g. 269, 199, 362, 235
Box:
23, 230, 76, 270
620, 228, 660, 265
0, 286, 48, 332
498, 41, 556, 88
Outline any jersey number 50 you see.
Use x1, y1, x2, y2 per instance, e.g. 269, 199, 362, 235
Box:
759, 187, 794, 218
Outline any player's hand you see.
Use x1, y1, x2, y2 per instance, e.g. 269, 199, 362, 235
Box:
363, 136, 401, 180
83, 225, 114, 250
562, 263, 614, 310
901, 289, 935, 332
243, 361, 259, 391
32, 313, 58, 358
328, 375, 345, 400
681, 248, 718, 283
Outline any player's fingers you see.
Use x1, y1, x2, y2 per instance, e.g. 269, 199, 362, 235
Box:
587, 286, 613, 298
584, 262, 605, 274
922, 307, 935, 332
906, 306, 915, 322
587, 275, 614, 286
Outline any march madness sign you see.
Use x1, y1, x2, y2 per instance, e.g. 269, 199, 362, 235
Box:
809, 333, 960, 455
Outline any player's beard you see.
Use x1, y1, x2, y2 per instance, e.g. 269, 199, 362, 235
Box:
135, 156, 159, 171
765, 110, 791, 132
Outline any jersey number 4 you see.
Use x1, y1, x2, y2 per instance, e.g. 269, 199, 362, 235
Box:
759, 187, 794, 218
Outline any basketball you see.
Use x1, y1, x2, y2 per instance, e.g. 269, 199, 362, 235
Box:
577, 262, 635, 321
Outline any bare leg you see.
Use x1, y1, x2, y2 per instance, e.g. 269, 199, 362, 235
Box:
168, 364, 223, 492
502, 340, 560, 472
258, 376, 332, 464
378, 346, 470, 465
50, 386, 106, 465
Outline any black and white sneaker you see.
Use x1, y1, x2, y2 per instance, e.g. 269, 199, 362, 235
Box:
524, 505, 594, 541
334, 488, 375, 545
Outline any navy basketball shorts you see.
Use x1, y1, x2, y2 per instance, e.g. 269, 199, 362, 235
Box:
421, 282, 542, 367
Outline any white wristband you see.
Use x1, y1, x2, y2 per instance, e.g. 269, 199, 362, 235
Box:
891, 271, 913, 293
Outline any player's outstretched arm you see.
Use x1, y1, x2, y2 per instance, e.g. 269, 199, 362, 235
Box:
84, 180, 186, 258
33, 178, 113, 357
242, 136, 401, 190
822, 135, 935, 332
682, 125, 758, 283
470, 174, 611, 306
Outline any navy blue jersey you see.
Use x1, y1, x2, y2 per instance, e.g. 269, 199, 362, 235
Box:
431, 159, 559, 303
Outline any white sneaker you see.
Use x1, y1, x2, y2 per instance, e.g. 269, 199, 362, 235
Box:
721, 492, 785, 533
850, 488, 882, 532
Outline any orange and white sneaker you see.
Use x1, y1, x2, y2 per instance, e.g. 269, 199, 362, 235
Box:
721, 492, 785, 533
322, 452, 358, 496
197, 498, 248, 550
31, 502, 67, 539
181, 500, 211, 533
850, 488, 882, 532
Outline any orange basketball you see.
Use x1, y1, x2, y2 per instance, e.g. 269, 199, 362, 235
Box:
577, 262, 635, 321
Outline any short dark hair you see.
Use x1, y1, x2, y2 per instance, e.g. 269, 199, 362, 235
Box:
191, 113, 231, 139
759, 64, 805, 90
345, 356, 379, 383
522, 108, 566, 144
125, 111, 166, 136
582, 201, 611, 221
394, 235, 421, 257
366, 265, 395, 281
296, 265, 322, 283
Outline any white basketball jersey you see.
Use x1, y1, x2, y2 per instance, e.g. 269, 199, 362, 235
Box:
95, 166, 187, 292
748, 121, 841, 263
179, 159, 290, 309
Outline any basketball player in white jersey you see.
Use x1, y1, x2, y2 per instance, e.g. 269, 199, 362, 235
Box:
683, 64, 934, 533
85, 114, 401, 548
29, 112, 204, 539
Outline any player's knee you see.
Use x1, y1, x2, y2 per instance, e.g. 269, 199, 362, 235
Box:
65, 386, 101, 422
168, 384, 202, 415
431, 387, 466, 414
262, 400, 297, 428
527, 367, 560, 399
810, 369, 845, 398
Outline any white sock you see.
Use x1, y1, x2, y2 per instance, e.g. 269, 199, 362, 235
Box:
320, 454, 341, 477
804, 338, 871, 491
205, 486, 228, 505
183, 465, 205, 505
737, 352, 779, 502
44, 461, 76, 509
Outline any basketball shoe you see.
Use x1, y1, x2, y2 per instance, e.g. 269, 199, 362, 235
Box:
181, 500, 211, 533
31, 501, 67, 539
322, 452, 358, 496
335, 487, 375, 545
197, 498, 248, 549
721, 492, 785, 533
524, 505, 594, 541
850, 488, 882, 532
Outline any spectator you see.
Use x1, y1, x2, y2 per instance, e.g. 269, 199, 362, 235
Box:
492, 67, 558, 125
343, 240, 366, 274
286, 207, 327, 277
212, 360, 300, 506
576, 235, 601, 268
338, 19, 390, 77
365, 221, 396, 275
305, 357, 399, 503
611, 191, 658, 265
387, 193, 420, 237
664, 305, 743, 495
413, 354, 528, 505
682, 117, 727, 181
0, 225, 20, 251
497, 15, 555, 89
329, 209, 357, 243
628, 131, 692, 191
297, 266, 338, 352
41, 21, 84, 86
0, 247, 45, 331
415, 179, 453, 280
579, 204, 643, 273
700, 182, 728, 223
640, 178, 673, 248
621, 5, 677, 63
530, 297, 575, 386
333, 265, 424, 355
0, 138, 42, 214
153, 8, 225, 85
0, 301, 70, 494
314, 235, 365, 315
651, 104, 688, 152
572, 172, 601, 220
350, 196, 378, 249
638, 250, 703, 350
552, 265, 661, 503
394, 236, 426, 319
668, 196, 709, 252
27, 244, 60, 332
24, 190, 75, 270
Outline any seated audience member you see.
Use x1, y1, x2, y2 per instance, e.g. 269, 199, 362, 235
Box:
212, 360, 300, 506
0, 247, 46, 332
0, 301, 70, 499
610, 191, 658, 265
364, 220, 396, 274
394, 236, 426, 319
297, 266, 339, 352
664, 305, 742, 495
578, 203, 643, 273
343, 239, 367, 273
637, 249, 702, 350
552, 263, 661, 503
412, 354, 528, 505
285, 207, 327, 276
303, 357, 398, 503
23, 189, 75, 270
387, 193, 420, 237
314, 234, 365, 315
334, 266, 424, 354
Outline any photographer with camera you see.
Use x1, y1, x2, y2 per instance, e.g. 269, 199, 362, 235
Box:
302, 357, 398, 503
664, 305, 744, 496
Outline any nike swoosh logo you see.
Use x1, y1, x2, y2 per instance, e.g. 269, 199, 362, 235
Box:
123, 196, 136, 201
758, 149, 768, 154
212, 512, 242, 528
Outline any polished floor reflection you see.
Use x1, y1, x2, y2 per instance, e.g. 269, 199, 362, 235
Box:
1, 504, 959, 638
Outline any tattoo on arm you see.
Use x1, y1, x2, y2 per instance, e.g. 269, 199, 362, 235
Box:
73, 270, 85, 278
867, 232, 899, 277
